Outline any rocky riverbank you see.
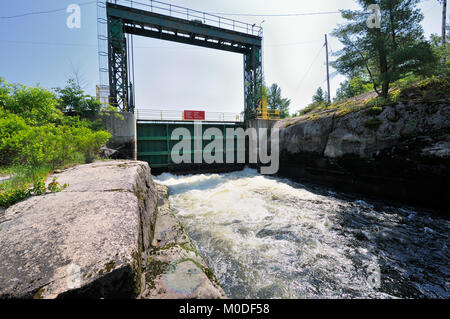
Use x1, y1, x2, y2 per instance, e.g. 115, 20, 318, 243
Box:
0, 160, 224, 299
274, 100, 450, 212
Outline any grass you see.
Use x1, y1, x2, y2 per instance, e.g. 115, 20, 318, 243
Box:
0, 165, 52, 208
0, 162, 75, 208
0, 166, 16, 178
1, 165, 50, 187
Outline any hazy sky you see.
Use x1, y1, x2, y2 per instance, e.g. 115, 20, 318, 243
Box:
0, 0, 446, 115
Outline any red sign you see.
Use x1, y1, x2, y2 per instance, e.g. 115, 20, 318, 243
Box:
184, 110, 205, 121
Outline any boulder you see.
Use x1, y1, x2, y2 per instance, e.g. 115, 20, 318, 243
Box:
0, 160, 158, 298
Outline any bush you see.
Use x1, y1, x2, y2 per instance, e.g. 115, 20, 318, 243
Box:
0, 174, 68, 208
0, 110, 28, 165
72, 127, 111, 163
0, 77, 112, 208
0, 78, 111, 168
0, 80, 62, 124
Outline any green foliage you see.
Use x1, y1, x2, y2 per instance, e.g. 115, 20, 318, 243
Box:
299, 101, 328, 116
0, 78, 111, 169
54, 79, 102, 118
72, 127, 111, 163
267, 83, 291, 118
0, 79, 62, 124
47, 176, 68, 193
31, 176, 46, 196
395, 75, 450, 101
312, 87, 327, 103
0, 109, 28, 165
335, 76, 373, 100
429, 22, 450, 74
332, 0, 437, 98
0, 183, 30, 208
0, 171, 68, 208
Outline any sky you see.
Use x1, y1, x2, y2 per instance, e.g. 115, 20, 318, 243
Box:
0, 0, 447, 115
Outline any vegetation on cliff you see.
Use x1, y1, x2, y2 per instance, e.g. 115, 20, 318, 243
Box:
299, 75, 450, 119
297, 1, 449, 117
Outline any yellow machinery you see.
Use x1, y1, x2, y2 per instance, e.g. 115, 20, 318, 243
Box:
96, 85, 128, 109
256, 98, 280, 119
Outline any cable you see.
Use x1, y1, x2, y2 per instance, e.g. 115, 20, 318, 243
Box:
265, 40, 322, 47
209, 0, 434, 17
1, 0, 436, 20
295, 44, 325, 91
0, 1, 96, 19
207, 11, 340, 17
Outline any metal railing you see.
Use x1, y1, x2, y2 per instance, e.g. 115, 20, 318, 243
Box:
106, 0, 263, 37
256, 107, 280, 120
136, 109, 243, 122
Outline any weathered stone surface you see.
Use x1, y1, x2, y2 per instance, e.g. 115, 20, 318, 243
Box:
278, 102, 450, 160
275, 102, 450, 211
141, 184, 226, 299
0, 160, 157, 299
276, 113, 334, 155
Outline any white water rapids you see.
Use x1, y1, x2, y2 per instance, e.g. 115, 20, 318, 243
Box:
154, 168, 449, 299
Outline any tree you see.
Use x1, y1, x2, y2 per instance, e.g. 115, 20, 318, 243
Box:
267, 83, 291, 118
54, 79, 102, 118
0, 78, 62, 124
332, 0, 437, 98
312, 87, 327, 103
430, 22, 450, 72
335, 75, 373, 100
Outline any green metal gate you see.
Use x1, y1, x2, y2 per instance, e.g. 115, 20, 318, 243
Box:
137, 121, 246, 169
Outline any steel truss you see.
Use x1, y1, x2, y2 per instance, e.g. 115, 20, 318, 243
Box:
106, 1, 262, 119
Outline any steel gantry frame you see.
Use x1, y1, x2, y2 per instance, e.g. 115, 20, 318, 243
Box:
105, 0, 263, 119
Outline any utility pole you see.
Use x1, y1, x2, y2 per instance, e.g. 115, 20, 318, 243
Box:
442, 0, 447, 65
325, 34, 331, 104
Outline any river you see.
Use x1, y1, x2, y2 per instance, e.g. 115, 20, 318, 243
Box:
154, 168, 449, 299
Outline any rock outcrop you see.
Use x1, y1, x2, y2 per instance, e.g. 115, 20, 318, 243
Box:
275, 101, 450, 211
141, 184, 226, 299
0, 160, 225, 299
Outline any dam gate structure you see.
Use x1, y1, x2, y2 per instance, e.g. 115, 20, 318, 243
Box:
99, 0, 268, 171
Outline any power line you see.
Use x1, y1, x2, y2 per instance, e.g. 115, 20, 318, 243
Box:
295, 44, 325, 92
208, 11, 340, 17
265, 40, 322, 47
0, 1, 96, 19
209, 0, 434, 17
1, 0, 436, 20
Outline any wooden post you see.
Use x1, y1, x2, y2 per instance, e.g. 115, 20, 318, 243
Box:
442, 0, 448, 65
325, 34, 331, 104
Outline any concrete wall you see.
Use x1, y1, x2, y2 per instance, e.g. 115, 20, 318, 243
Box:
101, 112, 137, 160
246, 118, 278, 131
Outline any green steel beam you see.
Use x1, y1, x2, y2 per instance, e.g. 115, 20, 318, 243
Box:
106, 2, 263, 119
123, 26, 248, 54
107, 3, 261, 49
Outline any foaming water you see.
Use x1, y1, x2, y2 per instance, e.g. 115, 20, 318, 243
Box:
154, 168, 449, 299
